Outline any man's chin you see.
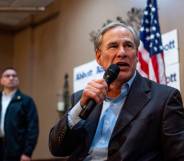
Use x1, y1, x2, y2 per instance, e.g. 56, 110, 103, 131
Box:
118, 72, 133, 82
7, 85, 17, 89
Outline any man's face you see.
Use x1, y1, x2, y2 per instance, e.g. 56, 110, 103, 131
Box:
96, 26, 138, 83
0, 69, 19, 90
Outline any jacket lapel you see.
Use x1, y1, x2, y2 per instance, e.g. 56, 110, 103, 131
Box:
0, 90, 21, 112
111, 73, 151, 140
10, 90, 22, 103
3, 90, 22, 118
84, 103, 103, 147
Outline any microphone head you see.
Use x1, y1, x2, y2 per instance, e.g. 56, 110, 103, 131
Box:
103, 64, 120, 85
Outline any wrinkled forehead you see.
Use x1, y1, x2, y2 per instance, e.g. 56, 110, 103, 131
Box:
102, 26, 135, 43
105, 26, 133, 36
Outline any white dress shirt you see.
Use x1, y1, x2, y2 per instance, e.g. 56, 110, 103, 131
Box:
0, 90, 16, 137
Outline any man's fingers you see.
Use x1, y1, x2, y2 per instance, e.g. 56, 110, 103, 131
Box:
80, 79, 108, 105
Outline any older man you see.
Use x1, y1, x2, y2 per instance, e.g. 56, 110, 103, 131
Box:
49, 22, 184, 161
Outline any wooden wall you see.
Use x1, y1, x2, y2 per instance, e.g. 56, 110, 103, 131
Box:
0, 32, 13, 73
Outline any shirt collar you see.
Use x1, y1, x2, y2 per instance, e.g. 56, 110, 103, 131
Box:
2, 89, 17, 97
106, 71, 136, 102
126, 70, 136, 89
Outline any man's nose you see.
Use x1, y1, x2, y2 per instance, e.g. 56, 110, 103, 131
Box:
9, 76, 14, 80
117, 46, 126, 56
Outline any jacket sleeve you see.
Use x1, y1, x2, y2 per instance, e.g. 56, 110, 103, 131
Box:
49, 114, 71, 156
161, 89, 184, 161
49, 91, 86, 157
23, 97, 39, 157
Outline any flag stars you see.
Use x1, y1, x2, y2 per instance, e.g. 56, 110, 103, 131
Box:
146, 36, 150, 41
156, 33, 160, 37
152, 26, 156, 31
145, 19, 149, 24
150, 14, 154, 18
146, 28, 150, 32
144, 11, 148, 15
160, 46, 163, 50
150, 34, 155, 39
140, 27, 144, 32
154, 47, 158, 52
140, 0, 163, 53
151, 7, 156, 12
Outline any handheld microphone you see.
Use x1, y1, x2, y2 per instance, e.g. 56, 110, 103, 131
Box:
79, 64, 120, 120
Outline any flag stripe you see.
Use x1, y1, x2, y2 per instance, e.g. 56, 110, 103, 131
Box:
138, 51, 149, 75
151, 54, 159, 82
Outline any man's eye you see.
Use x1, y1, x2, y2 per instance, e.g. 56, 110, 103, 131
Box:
125, 43, 134, 48
109, 44, 118, 48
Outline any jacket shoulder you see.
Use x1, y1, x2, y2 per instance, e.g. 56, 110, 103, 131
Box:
141, 75, 180, 96
16, 90, 33, 100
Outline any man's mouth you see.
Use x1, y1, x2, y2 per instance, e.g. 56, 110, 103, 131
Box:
116, 62, 130, 69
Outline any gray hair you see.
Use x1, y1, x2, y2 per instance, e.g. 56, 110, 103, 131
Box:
94, 21, 140, 51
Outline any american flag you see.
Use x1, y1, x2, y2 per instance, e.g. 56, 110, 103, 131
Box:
137, 0, 166, 84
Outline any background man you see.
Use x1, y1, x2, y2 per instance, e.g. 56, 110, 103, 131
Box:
49, 22, 184, 161
0, 67, 39, 161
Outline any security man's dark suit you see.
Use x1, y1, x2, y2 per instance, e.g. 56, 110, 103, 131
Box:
49, 72, 184, 161
0, 90, 39, 161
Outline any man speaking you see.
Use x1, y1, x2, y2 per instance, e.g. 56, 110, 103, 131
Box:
49, 21, 184, 161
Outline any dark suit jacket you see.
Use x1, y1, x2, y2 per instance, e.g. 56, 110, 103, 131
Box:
49, 73, 184, 161
0, 90, 39, 159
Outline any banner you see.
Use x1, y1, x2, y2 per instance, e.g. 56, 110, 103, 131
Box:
73, 60, 104, 92
162, 29, 180, 89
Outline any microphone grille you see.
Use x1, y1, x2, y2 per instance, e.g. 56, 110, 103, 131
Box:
103, 64, 120, 85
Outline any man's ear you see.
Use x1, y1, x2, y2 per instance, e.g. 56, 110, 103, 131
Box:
95, 49, 102, 65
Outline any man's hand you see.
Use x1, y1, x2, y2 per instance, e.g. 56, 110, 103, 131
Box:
80, 79, 108, 106
20, 154, 31, 161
